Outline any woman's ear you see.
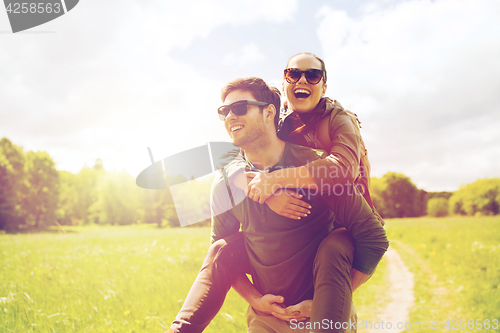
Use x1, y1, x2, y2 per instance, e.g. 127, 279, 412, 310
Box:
322, 83, 327, 98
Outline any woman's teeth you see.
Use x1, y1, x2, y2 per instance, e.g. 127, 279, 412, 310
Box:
294, 89, 310, 99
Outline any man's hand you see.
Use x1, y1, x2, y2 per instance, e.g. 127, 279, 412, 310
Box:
272, 299, 312, 322
232, 274, 292, 320
266, 189, 311, 219
251, 294, 287, 316
246, 171, 281, 204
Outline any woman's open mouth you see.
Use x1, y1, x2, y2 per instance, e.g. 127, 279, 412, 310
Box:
294, 88, 311, 99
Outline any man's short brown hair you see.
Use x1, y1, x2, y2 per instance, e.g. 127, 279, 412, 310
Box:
221, 77, 281, 131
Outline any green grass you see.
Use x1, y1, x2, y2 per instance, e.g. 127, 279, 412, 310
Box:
0, 226, 247, 333
0, 225, 388, 332
2, 217, 498, 332
386, 216, 500, 332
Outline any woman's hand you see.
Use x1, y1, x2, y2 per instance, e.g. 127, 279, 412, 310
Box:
272, 299, 312, 322
246, 171, 282, 204
266, 189, 311, 219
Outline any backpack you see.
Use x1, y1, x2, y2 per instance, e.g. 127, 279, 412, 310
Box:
305, 104, 385, 226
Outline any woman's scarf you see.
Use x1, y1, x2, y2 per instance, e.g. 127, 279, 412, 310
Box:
279, 98, 335, 144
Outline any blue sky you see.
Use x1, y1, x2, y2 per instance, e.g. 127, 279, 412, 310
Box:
1, 0, 499, 191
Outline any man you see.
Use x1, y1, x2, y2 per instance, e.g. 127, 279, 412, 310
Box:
168, 78, 388, 333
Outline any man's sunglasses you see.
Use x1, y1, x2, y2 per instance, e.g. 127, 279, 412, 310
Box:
218, 100, 270, 121
284, 68, 324, 85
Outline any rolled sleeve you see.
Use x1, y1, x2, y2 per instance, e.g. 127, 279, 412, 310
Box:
306, 111, 361, 190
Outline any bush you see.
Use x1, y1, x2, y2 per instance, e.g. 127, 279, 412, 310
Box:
449, 178, 500, 216
427, 197, 448, 217
370, 172, 423, 218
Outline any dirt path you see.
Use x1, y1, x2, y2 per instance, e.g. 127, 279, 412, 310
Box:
367, 246, 415, 333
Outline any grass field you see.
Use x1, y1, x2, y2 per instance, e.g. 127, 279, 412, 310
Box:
386, 216, 500, 332
0, 226, 249, 332
1, 217, 499, 332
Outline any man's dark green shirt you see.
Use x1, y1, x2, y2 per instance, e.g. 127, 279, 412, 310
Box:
210, 142, 388, 306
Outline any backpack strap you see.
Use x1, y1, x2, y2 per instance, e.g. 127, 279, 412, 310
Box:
221, 169, 236, 209
315, 106, 342, 154
316, 107, 365, 182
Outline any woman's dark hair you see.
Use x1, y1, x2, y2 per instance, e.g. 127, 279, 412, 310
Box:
282, 53, 328, 139
286, 52, 327, 83
221, 77, 281, 131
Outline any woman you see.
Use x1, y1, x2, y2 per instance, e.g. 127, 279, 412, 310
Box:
168, 53, 382, 333
242, 52, 381, 331
249, 52, 374, 220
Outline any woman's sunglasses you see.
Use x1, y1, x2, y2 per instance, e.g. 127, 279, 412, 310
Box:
284, 68, 324, 85
218, 100, 270, 121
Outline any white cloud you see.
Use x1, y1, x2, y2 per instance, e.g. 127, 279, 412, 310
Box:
3, 0, 497, 191
0, 0, 299, 176
317, 0, 500, 191
222, 42, 266, 67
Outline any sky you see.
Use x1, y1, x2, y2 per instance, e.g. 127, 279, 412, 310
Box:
1, 0, 499, 192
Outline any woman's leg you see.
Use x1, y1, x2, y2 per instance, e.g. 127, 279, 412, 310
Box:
311, 227, 355, 333
169, 231, 250, 333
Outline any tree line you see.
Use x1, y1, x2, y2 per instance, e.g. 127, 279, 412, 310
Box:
370, 172, 499, 218
0, 137, 183, 231
1, 137, 499, 230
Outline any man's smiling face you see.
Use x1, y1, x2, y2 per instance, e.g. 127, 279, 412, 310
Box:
222, 89, 267, 148
283, 53, 327, 113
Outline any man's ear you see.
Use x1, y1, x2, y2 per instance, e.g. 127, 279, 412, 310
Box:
264, 104, 276, 124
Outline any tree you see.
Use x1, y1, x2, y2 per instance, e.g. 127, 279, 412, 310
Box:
449, 178, 500, 216
1, 136, 202, 229
427, 197, 449, 217
57, 162, 104, 226
0, 138, 26, 230
369, 176, 385, 216
74, 167, 101, 224
415, 189, 428, 217
22, 151, 59, 228
57, 171, 78, 225
140, 187, 179, 227
370, 172, 421, 218
96, 171, 140, 225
